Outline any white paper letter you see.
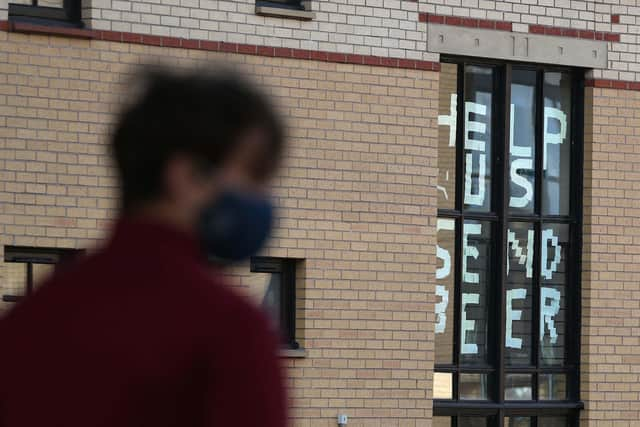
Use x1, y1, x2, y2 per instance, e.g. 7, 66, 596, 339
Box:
435, 285, 449, 334
436, 219, 455, 280
506, 288, 527, 349
463, 223, 482, 284
438, 94, 457, 147
541, 228, 562, 280
465, 101, 486, 152
543, 107, 567, 170
509, 105, 533, 158
509, 158, 534, 208
507, 228, 534, 278
540, 287, 561, 344
461, 293, 480, 354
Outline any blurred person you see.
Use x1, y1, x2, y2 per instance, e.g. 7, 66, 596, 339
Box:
0, 65, 287, 427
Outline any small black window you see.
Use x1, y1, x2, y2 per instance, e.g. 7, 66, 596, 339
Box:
250, 257, 299, 349
8, 0, 82, 28
257, 0, 304, 11
1, 246, 83, 309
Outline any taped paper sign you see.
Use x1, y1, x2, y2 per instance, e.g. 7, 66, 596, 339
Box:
464, 102, 487, 207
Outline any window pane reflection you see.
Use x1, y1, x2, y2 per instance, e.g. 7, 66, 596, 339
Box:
435, 218, 455, 364
539, 373, 567, 400
505, 373, 532, 400
505, 222, 534, 366
538, 416, 567, 427
459, 373, 488, 400
459, 417, 488, 427
542, 72, 572, 215
246, 271, 281, 330
540, 224, 569, 366
509, 69, 536, 214
460, 221, 492, 365
505, 417, 532, 427
463, 66, 493, 213
438, 63, 458, 210
0, 263, 26, 317
433, 372, 453, 399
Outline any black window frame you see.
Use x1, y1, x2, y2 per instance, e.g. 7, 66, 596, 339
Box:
434, 57, 585, 426
256, 0, 304, 11
250, 256, 299, 349
8, 0, 83, 28
2, 245, 84, 303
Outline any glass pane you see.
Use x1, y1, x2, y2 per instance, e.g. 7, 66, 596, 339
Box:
505, 417, 532, 427
33, 263, 55, 291
463, 66, 493, 213
38, 0, 64, 6
505, 222, 534, 366
433, 372, 453, 399
433, 417, 452, 427
460, 220, 492, 365
459, 417, 488, 427
540, 224, 569, 366
435, 218, 455, 364
509, 69, 536, 214
438, 63, 458, 210
0, 263, 27, 317
538, 417, 567, 427
505, 373, 532, 400
246, 271, 281, 329
542, 72, 572, 215
539, 373, 567, 400
459, 373, 488, 400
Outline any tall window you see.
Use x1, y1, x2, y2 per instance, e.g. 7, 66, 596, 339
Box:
249, 257, 299, 349
8, 0, 82, 27
434, 60, 583, 426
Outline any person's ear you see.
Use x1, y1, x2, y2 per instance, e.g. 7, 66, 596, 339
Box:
165, 155, 213, 209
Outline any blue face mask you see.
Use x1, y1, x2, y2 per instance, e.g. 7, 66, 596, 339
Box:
198, 189, 273, 263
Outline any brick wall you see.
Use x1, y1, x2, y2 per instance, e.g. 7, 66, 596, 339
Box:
0, 29, 440, 426
582, 87, 640, 426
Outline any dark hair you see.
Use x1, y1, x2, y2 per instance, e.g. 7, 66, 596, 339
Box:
111, 65, 284, 212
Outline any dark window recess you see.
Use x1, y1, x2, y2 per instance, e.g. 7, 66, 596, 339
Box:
8, 0, 83, 28
434, 58, 584, 426
1, 246, 84, 304
256, 0, 305, 11
250, 257, 299, 349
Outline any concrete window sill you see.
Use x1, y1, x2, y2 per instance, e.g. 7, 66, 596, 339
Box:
279, 348, 307, 358
255, 6, 315, 21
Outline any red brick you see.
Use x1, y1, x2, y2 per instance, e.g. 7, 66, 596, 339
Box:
327, 52, 346, 63
309, 50, 328, 61
445, 16, 462, 26
200, 40, 220, 51
478, 20, 495, 29
346, 54, 364, 64
418, 13, 428, 23
595, 32, 605, 41
257, 46, 275, 56
462, 18, 478, 28
219, 42, 238, 53
237, 44, 257, 54
604, 33, 620, 42
629, 82, 640, 91
612, 80, 628, 89
380, 57, 399, 67
181, 39, 199, 49
579, 30, 595, 39
363, 55, 381, 66
0, 21, 9, 31
161, 37, 181, 48
398, 59, 416, 69
562, 28, 579, 37
122, 32, 142, 43
611, 14, 620, 24
101, 31, 122, 42
427, 14, 445, 24
529, 24, 545, 34
594, 79, 613, 88
546, 27, 562, 36
274, 47, 293, 58
141, 35, 162, 46
496, 21, 512, 31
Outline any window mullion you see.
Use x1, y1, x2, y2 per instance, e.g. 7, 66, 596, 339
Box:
496, 64, 512, 407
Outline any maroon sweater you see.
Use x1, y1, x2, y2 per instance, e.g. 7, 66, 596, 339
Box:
0, 219, 286, 427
